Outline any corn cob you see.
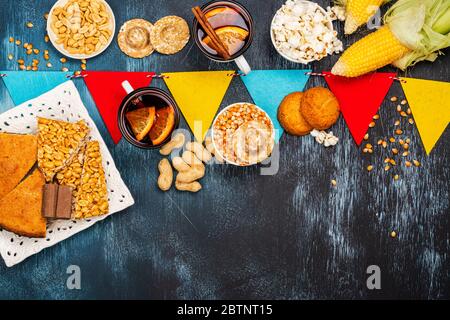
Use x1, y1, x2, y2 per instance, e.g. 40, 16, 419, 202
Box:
345, 0, 386, 34
332, 26, 411, 77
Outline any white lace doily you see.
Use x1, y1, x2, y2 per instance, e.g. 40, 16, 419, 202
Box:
0, 81, 135, 267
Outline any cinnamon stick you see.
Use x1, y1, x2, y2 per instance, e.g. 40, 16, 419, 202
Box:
192, 6, 231, 60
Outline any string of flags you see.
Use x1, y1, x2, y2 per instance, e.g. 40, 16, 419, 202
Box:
0, 70, 448, 155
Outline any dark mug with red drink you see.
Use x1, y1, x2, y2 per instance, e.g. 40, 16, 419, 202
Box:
192, 0, 254, 74
118, 81, 180, 149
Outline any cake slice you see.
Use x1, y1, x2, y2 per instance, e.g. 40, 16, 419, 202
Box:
0, 133, 37, 200
74, 141, 109, 219
37, 117, 90, 182
0, 169, 46, 238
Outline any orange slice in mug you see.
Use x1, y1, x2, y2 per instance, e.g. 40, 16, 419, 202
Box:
125, 107, 156, 141
203, 26, 249, 56
149, 106, 175, 145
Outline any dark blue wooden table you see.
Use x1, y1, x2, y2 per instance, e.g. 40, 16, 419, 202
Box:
0, 0, 449, 299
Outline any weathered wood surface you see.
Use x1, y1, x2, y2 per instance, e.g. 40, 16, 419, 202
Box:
0, 0, 448, 299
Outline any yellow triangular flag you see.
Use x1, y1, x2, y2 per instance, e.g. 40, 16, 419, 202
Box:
163, 71, 234, 142
400, 77, 450, 155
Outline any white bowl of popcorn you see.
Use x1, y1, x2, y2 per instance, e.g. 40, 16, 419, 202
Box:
47, 0, 116, 60
270, 0, 343, 64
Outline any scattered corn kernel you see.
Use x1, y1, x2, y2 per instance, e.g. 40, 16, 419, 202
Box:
60, 57, 67, 63
46, 62, 52, 68
394, 120, 400, 126
364, 133, 369, 140
44, 12, 49, 20
400, 99, 407, 105
366, 143, 373, 149
44, 35, 49, 43
400, 111, 407, 117
408, 118, 414, 125
397, 105, 402, 112
331, 179, 337, 187
413, 160, 421, 167
81, 59, 87, 64
61, 67, 69, 72
19, 64, 26, 70
403, 143, 409, 150
389, 159, 396, 166
33, 48, 40, 54
395, 129, 403, 135
389, 137, 396, 143
377, 139, 383, 145
382, 141, 387, 148
367, 165, 373, 172
390, 231, 397, 238
80, 63, 86, 70
369, 121, 375, 128
15, 39, 21, 46
9, 37, 14, 43
17, 59, 24, 64
384, 165, 391, 171
392, 148, 398, 155
405, 161, 412, 167
7, 54, 13, 60
26, 49, 32, 55
390, 96, 398, 102
373, 114, 380, 120
394, 174, 399, 181
402, 151, 409, 157
406, 108, 411, 115
26, 22, 33, 28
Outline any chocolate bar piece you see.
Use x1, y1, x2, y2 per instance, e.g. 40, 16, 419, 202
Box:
56, 185, 73, 220
42, 184, 58, 219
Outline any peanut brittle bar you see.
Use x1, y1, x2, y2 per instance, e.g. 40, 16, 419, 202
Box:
37, 117, 90, 182
74, 141, 109, 219
56, 144, 86, 205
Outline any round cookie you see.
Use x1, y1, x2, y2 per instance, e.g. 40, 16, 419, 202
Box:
277, 92, 313, 136
117, 19, 154, 58
150, 16, 190, 55
300, 87, 340, 130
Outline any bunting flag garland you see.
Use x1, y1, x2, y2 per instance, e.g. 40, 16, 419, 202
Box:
0, 71, 72, 105
400, 77, 450, 155
324, 71, 396, 146
163, 71, 234, 142
240, 70, 311, 141
82, 71, 154, 144
2, 70, 448, 155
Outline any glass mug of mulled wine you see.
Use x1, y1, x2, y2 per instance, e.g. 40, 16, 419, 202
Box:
192, 0, 254, 74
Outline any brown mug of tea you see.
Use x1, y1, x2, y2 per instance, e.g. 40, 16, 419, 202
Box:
192, 0, 254, 74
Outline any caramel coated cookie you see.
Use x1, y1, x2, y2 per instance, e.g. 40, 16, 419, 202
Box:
118, 19, 154, 58
150, 16, 190, 55
278, 92, 312, 136
300, 87, 340, 130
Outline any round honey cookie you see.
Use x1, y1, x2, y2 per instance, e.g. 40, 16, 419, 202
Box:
118, 19, 154, 58
150, 16, 190, 55
300, 87, 340, 130
277, 92, 312, 136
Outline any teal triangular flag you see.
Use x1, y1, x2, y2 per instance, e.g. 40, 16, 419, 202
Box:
1, 71, 72, 105
241, 70, 311, 141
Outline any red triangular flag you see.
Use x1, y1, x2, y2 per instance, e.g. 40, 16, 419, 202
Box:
82, 71, 154, 144
324, 71, 395, 145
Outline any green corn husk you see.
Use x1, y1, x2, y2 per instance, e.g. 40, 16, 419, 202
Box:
384, 0, 450, 70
